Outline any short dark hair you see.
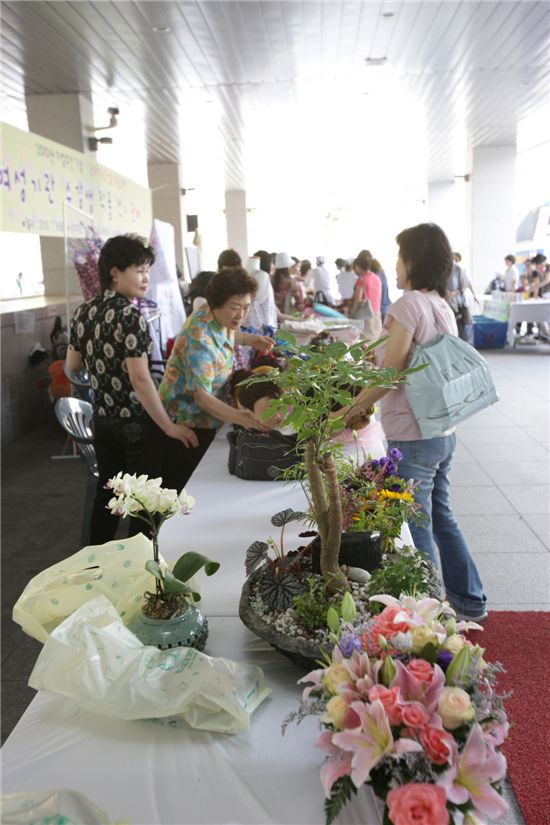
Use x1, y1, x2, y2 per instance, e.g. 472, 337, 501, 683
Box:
98, 234, 155, 291
217, 248, 242, 270
505, 254, 516, 265
230, 368, 282, 411
353, 249, 373, 272
395, 223, 453, 297
206, 267, 257, 309
335, 258, 345, 269
300, 259, 312, 277
253, 250, 272, 274
188, 270, 216, 301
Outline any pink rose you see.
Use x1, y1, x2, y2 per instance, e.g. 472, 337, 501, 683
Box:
419, 726, 454, 765
387, 783, 449, 825
407, 659, 435, 683
368, 685, 402, 725
375, 606, 410, 638
401, 701, 430, 729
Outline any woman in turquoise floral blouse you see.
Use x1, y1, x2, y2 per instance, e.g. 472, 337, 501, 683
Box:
159, 267, 274, 490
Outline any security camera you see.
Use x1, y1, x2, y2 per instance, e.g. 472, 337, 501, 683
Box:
88, 136, 113, 151
108, 107, 119, 116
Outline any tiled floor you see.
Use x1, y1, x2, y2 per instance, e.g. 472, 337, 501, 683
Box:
1, 344, 548, 823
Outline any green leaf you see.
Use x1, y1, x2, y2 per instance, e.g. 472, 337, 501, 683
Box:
144, 560, 163, 581
326, 606, 340, 634
161, 570, 192, 594
420, 641, 439, 664
171, 551, 220, 584
340, 592, 357, 623
245, 541, 269, 576
270, 508, 307, 527
324, 776, 357, 825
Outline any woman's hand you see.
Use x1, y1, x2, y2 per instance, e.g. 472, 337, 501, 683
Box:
237, 409, 272, 431
247, 334, 275, 352
166, 422, 199, 448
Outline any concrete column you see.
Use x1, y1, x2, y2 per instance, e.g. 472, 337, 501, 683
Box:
147, 162, 186, 273
427, 181, 457, 238
26, 93, 95, 295
470, 146, 516, 291
224, 190, 248, 263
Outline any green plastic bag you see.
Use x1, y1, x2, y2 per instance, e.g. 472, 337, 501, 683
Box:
405, 333, 499, 438
12, 534, 173, 643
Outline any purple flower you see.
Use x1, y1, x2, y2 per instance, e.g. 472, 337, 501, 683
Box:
436, 650, 454, 671
369, 459, 380, 469
388, 447, 403, 463
389, 483, 402, 492
379, 457, 396, 476
338, 632, 362, 657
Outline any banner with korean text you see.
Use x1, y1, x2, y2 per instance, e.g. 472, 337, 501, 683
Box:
1, 122, 152, 238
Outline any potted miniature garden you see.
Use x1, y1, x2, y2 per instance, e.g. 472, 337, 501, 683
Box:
106, 472, 219, 651
237, 333, 439, 668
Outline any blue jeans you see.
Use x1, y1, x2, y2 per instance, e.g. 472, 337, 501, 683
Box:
387, 434, 487, 617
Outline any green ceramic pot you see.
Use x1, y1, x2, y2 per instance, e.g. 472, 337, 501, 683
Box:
127, 604, 209, 651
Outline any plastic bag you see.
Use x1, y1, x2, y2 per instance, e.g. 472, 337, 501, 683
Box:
28, 596, 271, 734
12, 534, 174, 643
405, 333, 499, 438
0, 789, 128, 825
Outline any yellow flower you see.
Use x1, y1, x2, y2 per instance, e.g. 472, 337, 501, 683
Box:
322, 696, 349, 729
377, 490, 414, 503
323, 664, 350, 694
411, 625, 438, 653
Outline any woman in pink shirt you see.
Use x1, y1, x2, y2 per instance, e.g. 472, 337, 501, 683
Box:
343, 223, 487, 623
350, 249, 382, 340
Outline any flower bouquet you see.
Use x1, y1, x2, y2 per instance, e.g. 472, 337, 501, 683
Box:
286, 594, 509, 825
340, 448, 424, 552
71, 228, 103, 301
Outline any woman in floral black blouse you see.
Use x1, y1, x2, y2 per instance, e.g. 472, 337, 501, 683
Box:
67, 234, 197, 544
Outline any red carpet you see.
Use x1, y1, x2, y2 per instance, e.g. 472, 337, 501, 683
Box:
466, 611, 550, 825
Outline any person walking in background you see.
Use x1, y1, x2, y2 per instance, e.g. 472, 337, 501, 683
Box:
67, 234, 198, 544
342, 223, 488, 622
272, 252, 306, 314
336, 258, 356, 312
311, 255, 341, 306
244, 255, 278, 329
503, 254, 519, 292
350, 249, 382, 339
371, 257, 391, 321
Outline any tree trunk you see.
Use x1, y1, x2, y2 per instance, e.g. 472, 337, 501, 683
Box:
305, 441, 346, 588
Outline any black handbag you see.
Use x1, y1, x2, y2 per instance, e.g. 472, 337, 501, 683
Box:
226, 428, 299, 480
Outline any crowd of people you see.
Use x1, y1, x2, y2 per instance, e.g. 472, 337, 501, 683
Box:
67, 222, 490, 623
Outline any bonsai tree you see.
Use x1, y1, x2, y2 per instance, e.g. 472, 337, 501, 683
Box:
106, 473, 219, 618
241, 333, 404, 590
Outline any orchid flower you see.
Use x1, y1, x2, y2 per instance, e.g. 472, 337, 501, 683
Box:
438, 723, 508, 820
332, 699, 422, 789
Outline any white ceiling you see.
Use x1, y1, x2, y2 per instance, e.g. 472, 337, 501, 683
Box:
1, 1, 549, 200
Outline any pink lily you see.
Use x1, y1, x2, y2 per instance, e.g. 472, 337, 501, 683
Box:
332, 699, 422, 789
438, 723, 508, 819
316, 730, 353, 797
393, 659, 446, 715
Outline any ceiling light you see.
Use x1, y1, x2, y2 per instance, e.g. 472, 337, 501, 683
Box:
152, 25, 170, 33
382, 12, 395, 18
364, 57, 388, 67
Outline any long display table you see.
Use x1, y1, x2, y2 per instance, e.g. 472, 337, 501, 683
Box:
2, 424, 396, 824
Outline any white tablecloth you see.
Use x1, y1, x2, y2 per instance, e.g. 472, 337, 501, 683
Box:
506, 299, 550, 344
2, 425, 394, 824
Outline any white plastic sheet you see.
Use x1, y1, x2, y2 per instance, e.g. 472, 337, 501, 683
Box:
12, 534, 175, 643
28, 596, 270, 734
0, 789, 128, 825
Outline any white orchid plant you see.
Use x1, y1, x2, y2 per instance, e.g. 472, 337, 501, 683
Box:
106, 473, 219, 610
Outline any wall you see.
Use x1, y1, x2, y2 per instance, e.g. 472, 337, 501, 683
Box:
1, 299, 80, 447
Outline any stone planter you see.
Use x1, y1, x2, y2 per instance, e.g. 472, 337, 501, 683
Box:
239, 570, 327, 671
127, 604, 209, 651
